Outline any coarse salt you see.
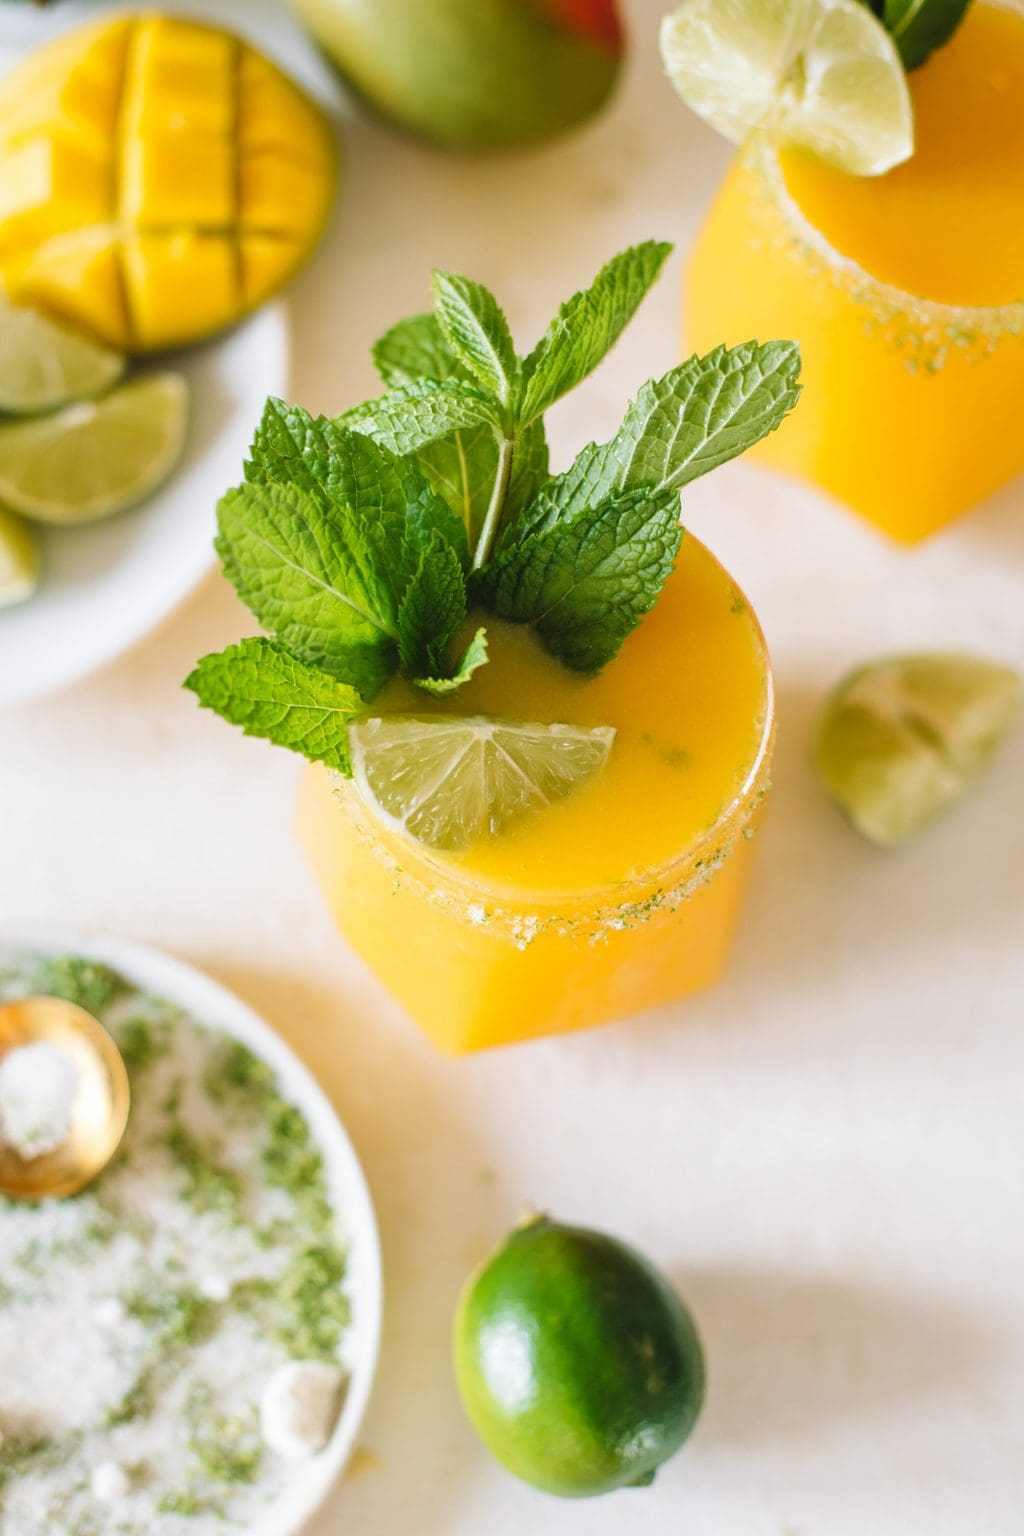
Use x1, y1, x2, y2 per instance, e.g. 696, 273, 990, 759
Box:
0, 1042, 77, 1159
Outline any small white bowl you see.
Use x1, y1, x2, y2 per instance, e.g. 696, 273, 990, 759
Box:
2, 924, 383, 1536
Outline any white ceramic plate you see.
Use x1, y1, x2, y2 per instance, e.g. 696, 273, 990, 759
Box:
1, 925, 383, 1536
0, 0, 344, 711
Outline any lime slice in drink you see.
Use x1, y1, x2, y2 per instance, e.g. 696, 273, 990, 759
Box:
0, 373, 189, 525
0, 297, 125, 416
0, 507, 40, 609
349, 715, 616, 851
660, 0, 914, 176
815, 654, 1021, 847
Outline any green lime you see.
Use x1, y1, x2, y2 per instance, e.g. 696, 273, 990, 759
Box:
0, 296, 125, 417
815, 653, 1021, 847
348, 714, 615, 851
0, 372, 188, 526
454, 1215, 705, 1498
0, 506, 40, 609
660, 0, 914, 177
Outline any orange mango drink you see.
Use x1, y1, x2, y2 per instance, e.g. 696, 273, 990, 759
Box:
298, 533, 773, 1054
686, 1, 1024, 543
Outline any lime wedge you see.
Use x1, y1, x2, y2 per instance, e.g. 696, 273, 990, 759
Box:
0, 507, 40, 609
349, 715, 616, 851
0, 297, 125, 417
0, 373, 188, 526
660, 0, 914, 176
815, 654, 1021, 847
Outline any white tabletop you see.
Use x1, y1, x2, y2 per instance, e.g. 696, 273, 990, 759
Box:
3, 2, 1023, 1532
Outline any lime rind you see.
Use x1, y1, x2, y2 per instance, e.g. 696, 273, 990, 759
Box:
349, 714, 616, 851
0, 506, 40, 609
660, 0, 914, 176
815, 653, 1021, 847
0, 296, 125, 416
0, 372, 189, 525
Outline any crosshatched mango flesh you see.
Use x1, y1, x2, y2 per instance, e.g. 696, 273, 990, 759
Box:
0, 15, 336, 353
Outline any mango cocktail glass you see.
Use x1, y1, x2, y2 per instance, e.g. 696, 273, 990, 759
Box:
298, 532, 773, 1055
686, 0, 1024, 544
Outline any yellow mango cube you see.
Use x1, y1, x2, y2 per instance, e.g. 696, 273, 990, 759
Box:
240, 237, 303, 307
0, 19, 130, 149
239, 154, 333, 236
4, 228, 128, 347
121, 14, 235, 138
0, 137, 110, 262
121, 135, 235, 227
237, 51, 333, 162
121, 232, 239, 352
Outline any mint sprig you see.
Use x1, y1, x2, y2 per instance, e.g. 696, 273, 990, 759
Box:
187, 241, 801, 771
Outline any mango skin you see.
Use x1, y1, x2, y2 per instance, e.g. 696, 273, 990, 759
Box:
288, 0, 623, 150
0, 15, 337, 354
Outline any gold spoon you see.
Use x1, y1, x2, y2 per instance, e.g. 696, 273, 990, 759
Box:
0, 996, 130, 1200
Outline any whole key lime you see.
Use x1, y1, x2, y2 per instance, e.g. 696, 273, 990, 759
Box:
453, 1215, 704, 1498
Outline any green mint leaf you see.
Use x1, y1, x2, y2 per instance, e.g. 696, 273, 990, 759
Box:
416, 627, 489, 697
340, 378, 501, 458
247, 398, 469, 571
509, 340, 801, 545
870, 0, 971, 68
416, 414, 550, 551
518, 241, 672, 424
372, 313, 473, 386
216, 479, 409, 700
475, 486, 681, 673
185, 639, 362, 773
431, 270, 520, 408
397, 533, 468, 682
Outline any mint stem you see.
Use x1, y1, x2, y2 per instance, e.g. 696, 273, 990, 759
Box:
472, 435, 514, 571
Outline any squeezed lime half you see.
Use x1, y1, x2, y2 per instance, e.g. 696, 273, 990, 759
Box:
815, 653, 1021, 846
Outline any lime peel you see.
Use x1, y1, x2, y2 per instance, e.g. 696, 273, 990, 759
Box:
660, 0, 914, 177
349, 714, 615, 852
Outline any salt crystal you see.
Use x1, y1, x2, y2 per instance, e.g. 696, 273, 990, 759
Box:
260, 1360, 344, 1460
198, 1274, 232, 1303
93, 1296, 126, 1328
90, 1461, 130, 1502
0, 1043, 78, 1159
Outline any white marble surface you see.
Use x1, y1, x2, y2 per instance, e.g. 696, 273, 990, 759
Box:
2, 2, 1023, 1532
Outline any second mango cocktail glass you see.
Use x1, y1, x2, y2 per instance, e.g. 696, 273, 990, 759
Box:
666, 0, 1024, 543
187, 242, 799, 1053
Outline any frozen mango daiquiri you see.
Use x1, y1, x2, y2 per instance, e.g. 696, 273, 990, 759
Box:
0, 14, 335, 351
664, 0, 1024, 542
188, 244, 800, 1052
